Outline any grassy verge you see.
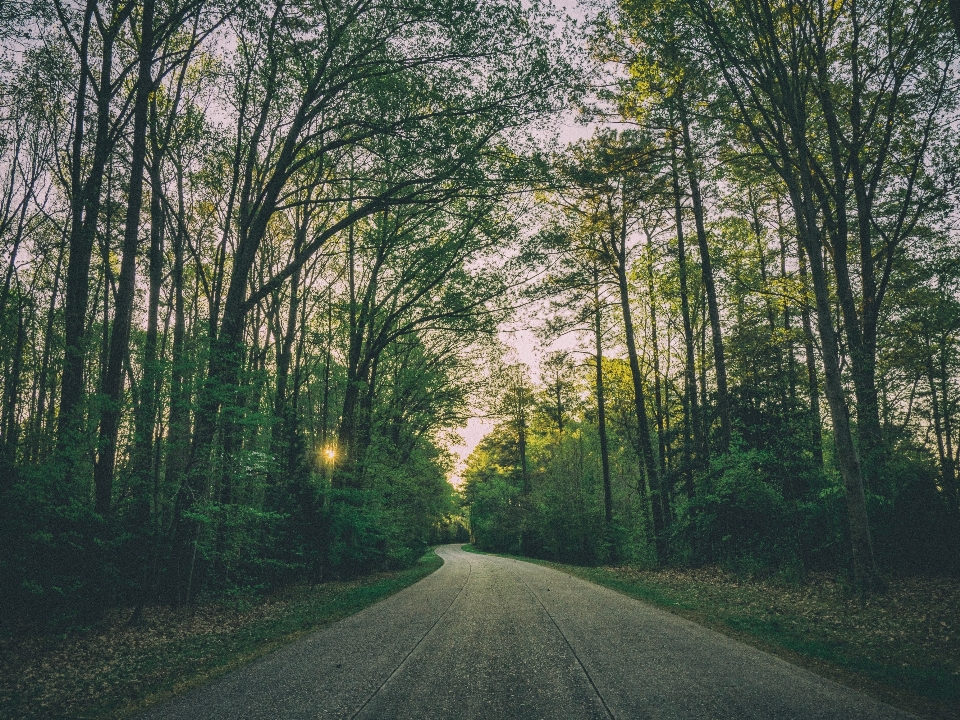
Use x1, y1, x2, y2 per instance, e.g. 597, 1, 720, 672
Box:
462, 545, 960, 720
0, 550, 443, 720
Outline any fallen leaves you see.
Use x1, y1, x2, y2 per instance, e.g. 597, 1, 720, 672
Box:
582, 564, 960, 719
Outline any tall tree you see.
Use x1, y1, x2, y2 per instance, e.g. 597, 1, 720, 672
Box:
683, 0, 888, 590
54, 0, 136, 468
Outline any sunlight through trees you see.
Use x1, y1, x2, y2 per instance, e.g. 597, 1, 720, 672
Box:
1, 0, 958, 631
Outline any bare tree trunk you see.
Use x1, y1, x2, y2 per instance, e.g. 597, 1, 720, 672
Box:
164, 161, 191, 496
131, 113, 165, 521
938, 335, 959, 515
31, 239, 65, 462
778, 218, 797, 402
133, 31, 195, 502
594, 265, 613, 527
926, 334, 958, 516
291, 280, 309, 424
1, 303, 26, 466
645, 238, 667, 474
271, 221, 305, 487
93, 0, 157, 515
671, 138, 704, 490
321, 287, 332, 448
164, 161, 195, 603
797, 243, 824, 468
789, 178, 879, 593
610, 212, 665, 562
678, 103, 731, 453
58, 1, 130, 462
337, 222, 364, 482
56, 0, 95, 452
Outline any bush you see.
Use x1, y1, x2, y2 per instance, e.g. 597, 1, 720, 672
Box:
685, 447, 792, 571
0, 463, 115, 634
870, 450, 960, 575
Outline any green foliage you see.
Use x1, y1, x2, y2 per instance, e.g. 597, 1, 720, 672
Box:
869, 449, 960, 574
463, 412, 645, 565
429, 513, 471, 544
523, 429, 610, 564
0, 0, 579, 635
0, 463, 112, 634
462, 445, 524, 553
681, 446, 792, 570
3, 0, 960, 649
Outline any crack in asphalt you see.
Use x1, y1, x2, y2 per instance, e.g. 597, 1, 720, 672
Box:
506, 559, 617, 720
348, 556, 472, 719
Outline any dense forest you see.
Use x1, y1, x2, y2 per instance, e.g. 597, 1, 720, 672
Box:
462, 0, 960, 593
1, 0, 958, 634
0, 0, 573, 630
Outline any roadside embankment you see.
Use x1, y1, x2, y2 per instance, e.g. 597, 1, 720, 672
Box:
0, 551, 443, 720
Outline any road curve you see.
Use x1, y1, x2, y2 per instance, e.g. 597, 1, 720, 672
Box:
140, 545, 915, 719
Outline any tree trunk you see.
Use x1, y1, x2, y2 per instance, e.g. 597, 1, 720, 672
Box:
671, 138, 704, 489
518, 405, 529, 496
336, 222, 366, 482
271, 225, 304, 490
831, 237, 885, 489
926, 335, 958, 516
610, 214, 665, 562
1, 304, 26, 466
594, 265, 613, 527
678, 103, 731, 453
778, 219, 797, 402
938, 334, 959, 515
30, 237, 65, 462
164, 161, 191, 496
131, 120, 164, 523
686, 0, 886, 593
789, 177, 880, 594
321, 287, 332, 447
93, 0, 156, 516
797, 243, 824, 468
58, 5, 115, 463
645, 236, 667, 474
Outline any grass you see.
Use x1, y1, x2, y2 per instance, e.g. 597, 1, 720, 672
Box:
0, 549, 443, 720
462, 545, 960, 720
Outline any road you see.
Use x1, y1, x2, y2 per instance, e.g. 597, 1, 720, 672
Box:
140, 544, 915, 719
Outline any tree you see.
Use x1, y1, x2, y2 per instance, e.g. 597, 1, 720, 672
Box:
690, 0, 879, 588
0, 0, 578, 623
559, 131, 669, 560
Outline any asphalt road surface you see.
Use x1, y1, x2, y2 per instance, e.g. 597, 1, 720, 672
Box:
140, 544, 915, 719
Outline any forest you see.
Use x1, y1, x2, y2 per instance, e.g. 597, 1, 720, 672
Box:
465, 0, 960, 596
0, 0, 958, 635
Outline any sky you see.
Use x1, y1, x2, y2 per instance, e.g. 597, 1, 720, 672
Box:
447, 327, 541, 485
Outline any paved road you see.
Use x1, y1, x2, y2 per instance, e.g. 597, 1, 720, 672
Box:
140, 545, 915, 719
